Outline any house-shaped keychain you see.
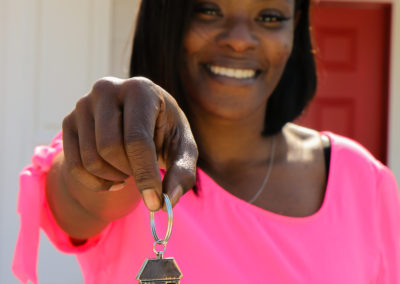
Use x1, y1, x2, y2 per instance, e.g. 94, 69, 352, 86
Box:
136, 257, 182, 283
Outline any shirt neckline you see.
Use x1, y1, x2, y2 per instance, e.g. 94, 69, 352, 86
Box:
196, 131, 336, 223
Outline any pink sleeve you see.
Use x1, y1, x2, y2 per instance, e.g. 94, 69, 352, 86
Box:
12, 132, 111, 284
375, 166, 400, 283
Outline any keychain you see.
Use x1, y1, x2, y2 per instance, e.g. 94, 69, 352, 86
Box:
136, 193, 183, 283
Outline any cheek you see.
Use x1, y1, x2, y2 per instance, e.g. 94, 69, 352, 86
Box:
266, 33, 293, 70
183, 31, 199, 58
182, 31, 203, 78
183, 24, 215, 60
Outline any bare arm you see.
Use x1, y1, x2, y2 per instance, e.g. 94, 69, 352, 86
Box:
46, 151, 141, 240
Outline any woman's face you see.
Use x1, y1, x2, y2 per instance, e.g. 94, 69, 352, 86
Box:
181, 0, 296, 120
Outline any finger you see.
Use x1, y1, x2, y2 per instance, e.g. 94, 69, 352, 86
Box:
123, 80, 162, 211
92, 91, 132, 176
162, 165, 195, 210
162, 123, 198, 209
75, 97, 128, 182
62, 113, 112, 192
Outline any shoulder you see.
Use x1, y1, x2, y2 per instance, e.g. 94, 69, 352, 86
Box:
285, 123, 390, 180
286, 123, 379, 165
320, 130, 396, 192
323, 131, 375, 159
283, 123, 324, 156
282, 123, 327, 171
322, 131, 382, 171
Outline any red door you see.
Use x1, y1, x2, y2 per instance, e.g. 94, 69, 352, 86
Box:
296, 2, 391, 163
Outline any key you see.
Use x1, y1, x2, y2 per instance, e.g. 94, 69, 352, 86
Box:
137, 194, 183, 283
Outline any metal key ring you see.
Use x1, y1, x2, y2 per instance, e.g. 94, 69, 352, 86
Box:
150, 193, 173, 244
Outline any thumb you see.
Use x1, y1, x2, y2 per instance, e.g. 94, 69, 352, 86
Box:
162, 155, 197, 209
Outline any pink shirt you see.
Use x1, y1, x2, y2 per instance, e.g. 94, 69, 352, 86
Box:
12, 132, 400, 283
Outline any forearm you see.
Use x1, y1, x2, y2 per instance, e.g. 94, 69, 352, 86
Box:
45, 152, 141, 240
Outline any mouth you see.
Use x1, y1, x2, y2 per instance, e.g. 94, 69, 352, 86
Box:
204, 64, 261, 82
206, 64, 259, 79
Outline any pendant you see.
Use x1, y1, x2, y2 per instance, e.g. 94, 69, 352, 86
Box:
136, 193, 183, 283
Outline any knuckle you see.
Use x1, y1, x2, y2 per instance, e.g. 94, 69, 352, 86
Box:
81, 152, 104, 174
126, 76, 153, 88
132, 167, 156, 189
191, 143, 199, 160
124, 77, 161, 101
180, 167, 197, 188
75, 96, 89, 113
97, 144, 125, 167
163, 89, 178, 106
90, 77, 121, 105
62, 114, 73, 130
92, 77, 118, 94
182, 131, 199, 160
125, 133, 153, 155
124, 78, 148, 94
97, 142, 117, 159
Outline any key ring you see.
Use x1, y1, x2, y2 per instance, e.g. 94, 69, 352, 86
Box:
153, 241, 167, 258
150, 193, 173, 245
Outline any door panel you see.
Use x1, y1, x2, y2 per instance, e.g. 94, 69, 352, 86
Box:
297, 2, 391, 163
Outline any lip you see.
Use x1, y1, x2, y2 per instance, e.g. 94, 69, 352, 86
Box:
204, 57, 264, 71
201, 62, 263, 87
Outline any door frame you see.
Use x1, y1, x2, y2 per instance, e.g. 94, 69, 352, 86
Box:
318, 0, 400, 180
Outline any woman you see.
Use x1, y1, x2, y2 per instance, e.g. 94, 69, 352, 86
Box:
13, 0, 400, 283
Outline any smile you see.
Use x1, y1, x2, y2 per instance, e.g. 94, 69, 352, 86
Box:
206, 65, 257, 79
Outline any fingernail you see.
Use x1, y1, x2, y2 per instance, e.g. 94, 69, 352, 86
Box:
108, 182, 126, 192
142, 190, 160, 211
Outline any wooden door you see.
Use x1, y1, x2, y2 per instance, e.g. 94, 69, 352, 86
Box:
297, 2, 391, 163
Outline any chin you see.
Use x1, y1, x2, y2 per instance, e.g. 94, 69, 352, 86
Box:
188, 89, 267, 121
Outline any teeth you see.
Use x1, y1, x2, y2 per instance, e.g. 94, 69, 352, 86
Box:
208, 65, 256, 79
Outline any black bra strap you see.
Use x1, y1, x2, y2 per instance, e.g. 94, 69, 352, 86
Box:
321, 135, 331, 177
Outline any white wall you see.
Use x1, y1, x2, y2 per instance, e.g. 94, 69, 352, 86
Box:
1, 0, 138, 283
110, 0, 139, 78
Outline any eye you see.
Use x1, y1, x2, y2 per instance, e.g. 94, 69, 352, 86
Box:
194, 2, 223, 18
255, 10, 290, 26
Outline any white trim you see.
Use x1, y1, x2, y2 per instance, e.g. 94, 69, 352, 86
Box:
318, 0, 400, 181
387, 1, 400, 182
0, 0, 6, 185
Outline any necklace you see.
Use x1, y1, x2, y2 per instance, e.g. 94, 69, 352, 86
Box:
248, 136, 276, 204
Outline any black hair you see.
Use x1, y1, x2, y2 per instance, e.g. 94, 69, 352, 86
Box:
130, 0, 317, 135
264, 0, 317, 135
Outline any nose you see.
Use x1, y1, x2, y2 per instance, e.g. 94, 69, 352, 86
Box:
217, 20, 258, 52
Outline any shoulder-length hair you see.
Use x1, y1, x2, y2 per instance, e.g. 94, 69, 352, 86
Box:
130, 0, 317, 135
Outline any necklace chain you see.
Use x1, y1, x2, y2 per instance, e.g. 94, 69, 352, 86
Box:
248, 136, 276, 204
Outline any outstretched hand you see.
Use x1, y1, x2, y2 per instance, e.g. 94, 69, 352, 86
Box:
62, 77, 198, 211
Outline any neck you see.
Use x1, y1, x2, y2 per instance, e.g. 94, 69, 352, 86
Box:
186, 104, 277, 175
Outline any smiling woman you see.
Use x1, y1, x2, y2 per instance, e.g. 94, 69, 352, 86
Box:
12, 0, 400, 283
182, 2, 296, 127
131, 0, 316, 134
